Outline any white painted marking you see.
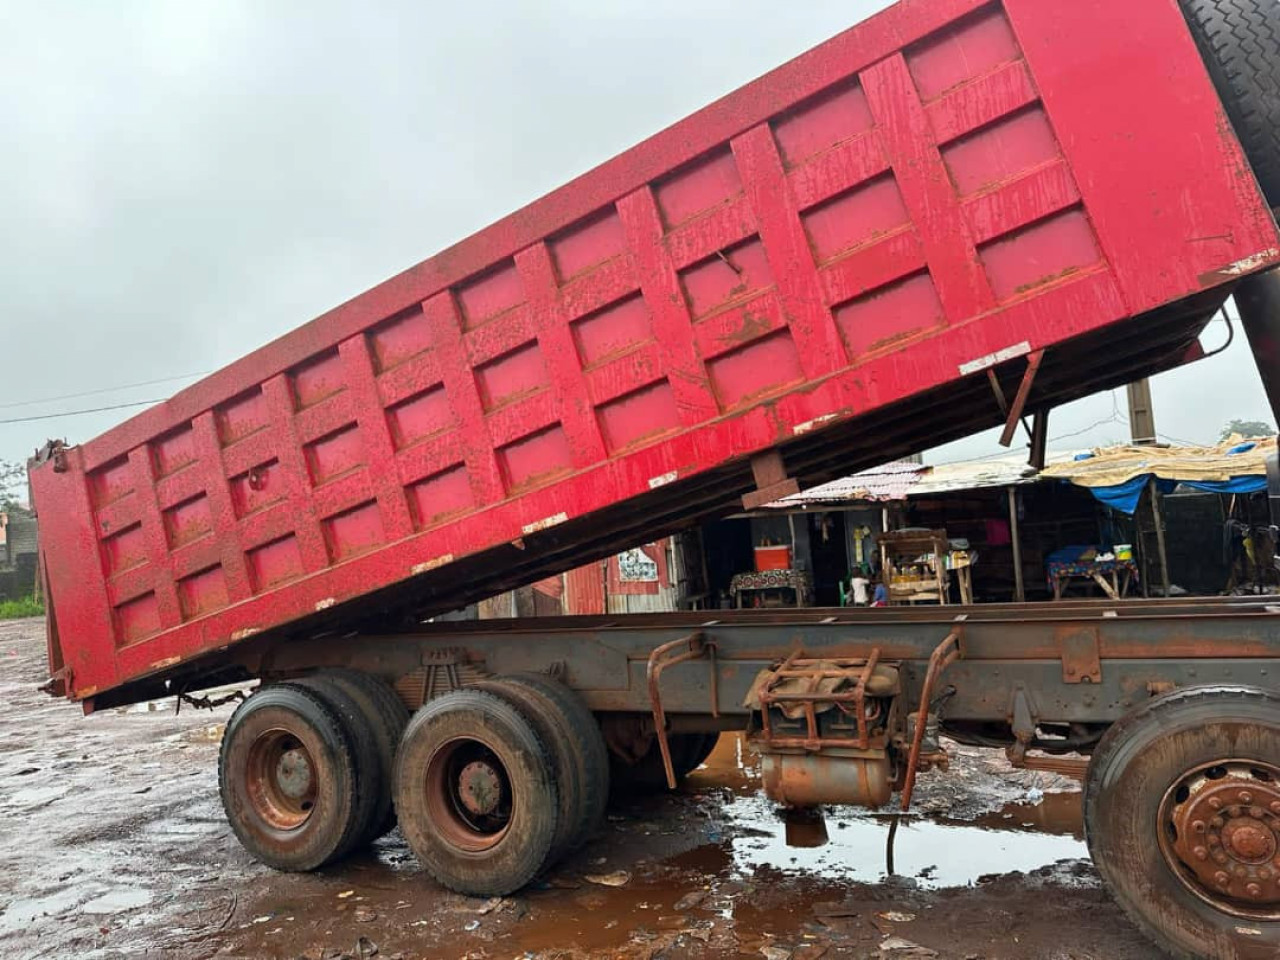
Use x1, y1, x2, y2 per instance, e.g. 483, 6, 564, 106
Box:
523, 512, 568, 535
1218, 249, 1280, 277
314, 597, 336, 611
648, 471, 678, 489
794, 413, 838, 436
959, 341, 1032, 376
412, 554, 455, 575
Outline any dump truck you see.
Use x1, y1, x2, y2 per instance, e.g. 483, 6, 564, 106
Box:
28, 0, 1280, 955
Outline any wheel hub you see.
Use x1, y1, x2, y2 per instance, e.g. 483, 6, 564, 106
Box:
457, 760, 502, 817
275, 748, 314, 800
1164, 763, 1280, 912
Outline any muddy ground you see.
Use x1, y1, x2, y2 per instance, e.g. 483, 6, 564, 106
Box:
0, 617, 1165, 960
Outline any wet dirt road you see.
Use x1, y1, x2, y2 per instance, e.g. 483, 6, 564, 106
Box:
0, 618, 1165, 959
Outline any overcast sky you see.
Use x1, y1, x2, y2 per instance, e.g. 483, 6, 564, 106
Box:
0, 1, 1273, 490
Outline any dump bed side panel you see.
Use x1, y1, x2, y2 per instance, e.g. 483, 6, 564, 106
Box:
31, 0, 1280, 699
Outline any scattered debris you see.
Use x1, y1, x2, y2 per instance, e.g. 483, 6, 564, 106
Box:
877, 911, 916, 923
464, 919, 481, 932
584, 870, 632, 887
673, 890, 707, 911
474, 897, 506, 915
353, 905, 377, 923
337, 890, 355, 899
879, 936, 939, 958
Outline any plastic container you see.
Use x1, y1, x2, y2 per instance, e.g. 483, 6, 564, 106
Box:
1115, 544, 1134, 561
754, 546, 793, 572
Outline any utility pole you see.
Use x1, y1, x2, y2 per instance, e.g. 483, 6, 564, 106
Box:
1126, 379, 1157, 444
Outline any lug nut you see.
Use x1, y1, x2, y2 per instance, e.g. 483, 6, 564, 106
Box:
1270, 801, 1280, 816
1193, 820, 1207, 834
1210, 798, 1224, 810
1216, 871, 1231, 886
1241, 792, 1255, 804
1247, 883, 1263, 897
1194, 846, 1208, 861
1212, 817, 1225, 830
1251, 806, 1266, 819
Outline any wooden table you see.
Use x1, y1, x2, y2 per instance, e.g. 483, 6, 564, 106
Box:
730, 569, 813, 608
1049, 559, 1138, 600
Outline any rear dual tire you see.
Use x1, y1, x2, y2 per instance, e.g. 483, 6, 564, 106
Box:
393, 675, 610, 896
219, 670, 407, 872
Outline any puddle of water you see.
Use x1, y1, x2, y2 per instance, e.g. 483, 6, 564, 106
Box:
81, 888, 154, 914
0, 887, 86, 933
507, 737, 1089, 955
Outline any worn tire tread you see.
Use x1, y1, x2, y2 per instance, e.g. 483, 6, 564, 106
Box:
1181, 0, 1280, 205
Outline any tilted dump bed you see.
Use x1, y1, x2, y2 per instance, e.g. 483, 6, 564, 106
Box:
31, 0, 1280, 703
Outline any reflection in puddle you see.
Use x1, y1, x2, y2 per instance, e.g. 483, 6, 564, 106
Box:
709, 793, 1086, 888
682, 733, 1086, 888
509, 735, 1090, 955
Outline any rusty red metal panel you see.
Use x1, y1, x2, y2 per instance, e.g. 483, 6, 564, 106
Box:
30, 0, 1280, 700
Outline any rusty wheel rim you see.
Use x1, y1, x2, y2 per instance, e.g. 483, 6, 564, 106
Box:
1159, 759, 1280, 919
245, 727, 318, 831
425, 738, 513, 852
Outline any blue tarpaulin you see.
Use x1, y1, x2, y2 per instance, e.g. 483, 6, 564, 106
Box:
1086, 475, 1266, 514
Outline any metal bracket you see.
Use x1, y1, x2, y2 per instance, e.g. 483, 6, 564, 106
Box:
1059, 627, 1102, 684
742, 450, 799, 511
756, 648, 885, 752
998, 350, 1045, 447
900, 628, 962, 812
647, 632, 718, 789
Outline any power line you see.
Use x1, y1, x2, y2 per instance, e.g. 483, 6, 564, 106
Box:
0, 399, 164, 426
0, 370, 209, 411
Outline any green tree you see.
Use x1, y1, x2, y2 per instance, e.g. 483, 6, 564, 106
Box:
1220, 419, 1274, 442
0, 460, 30, 516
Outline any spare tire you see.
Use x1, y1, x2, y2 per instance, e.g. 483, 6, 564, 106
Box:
1181, 0, 1280, 206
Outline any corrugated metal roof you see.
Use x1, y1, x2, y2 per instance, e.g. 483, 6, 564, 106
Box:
769, 451, 1086, 507
773, 461, 925, 505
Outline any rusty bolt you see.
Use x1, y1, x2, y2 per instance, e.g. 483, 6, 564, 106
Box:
1194, 845, 1209, 861
1216, 871, 1231, 886
1236, 866, 1249, 878
1241, 792, 1255, 805
1193, 820, 1207, 833
1252, 806, 1266, 820
1215, 850, 1229, 864
1212, 816, 1226, 830
1209, 835, 1222, 846
1248, 883, 1263, 898
1262, 867, 1274, 880
1270, 801, 1280, 816
1210, 797, 1224, 810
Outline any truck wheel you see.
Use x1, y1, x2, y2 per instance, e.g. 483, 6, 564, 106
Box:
394, 688, 559, 896
305, 670, 408, 843
682, 732, 721, 773
500, 672, 609, 849
1181, 0, 1280, 206
219, 683, 366, 871
292, 676, 384, 860
1085, 685, 1280, 959
610, 732, 720, 792
472, 679, 586, 866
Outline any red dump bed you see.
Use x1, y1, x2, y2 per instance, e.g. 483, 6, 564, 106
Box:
32, 0, 1280, 702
